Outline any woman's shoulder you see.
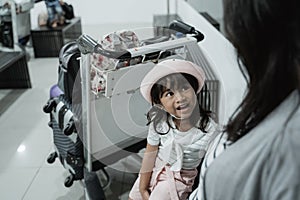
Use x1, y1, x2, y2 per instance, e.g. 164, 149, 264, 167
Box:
275, 106, 300, 158
262, 109, 300, 199
267, 92, 300, 156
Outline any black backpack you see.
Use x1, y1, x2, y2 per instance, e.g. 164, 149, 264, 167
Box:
57, 41, 81, 102
61, 2, 75, 20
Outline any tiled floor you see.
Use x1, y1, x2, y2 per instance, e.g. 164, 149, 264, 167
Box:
0, 23, 155, 200
0, 54, 144, 200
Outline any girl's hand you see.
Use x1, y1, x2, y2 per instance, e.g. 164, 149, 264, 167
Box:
140, 189, 150, 200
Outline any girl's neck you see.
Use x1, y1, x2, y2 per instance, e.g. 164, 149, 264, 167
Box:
174, 118, 193, 132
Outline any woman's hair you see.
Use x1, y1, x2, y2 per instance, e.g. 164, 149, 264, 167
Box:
146, 73, 211, 134
223, 0, 300, 142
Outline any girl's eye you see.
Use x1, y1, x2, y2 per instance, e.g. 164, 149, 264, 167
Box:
162, 90, 174, 98
165, 91, 174, 97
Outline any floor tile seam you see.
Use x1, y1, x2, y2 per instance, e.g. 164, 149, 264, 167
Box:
21, 167, 41, 200
0, 89, 26, 116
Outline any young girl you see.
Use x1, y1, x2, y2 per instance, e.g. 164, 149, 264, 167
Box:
128, 59, 218, 200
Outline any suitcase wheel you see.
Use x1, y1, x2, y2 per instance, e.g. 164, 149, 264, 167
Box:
47, 152, 58, 164
48, 121, 53, 128
43, 99, 56, 113
64, 174, 74, 187
64, 121, 75, 136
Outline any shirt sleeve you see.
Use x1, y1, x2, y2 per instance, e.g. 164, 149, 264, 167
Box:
147, 123, 160, 146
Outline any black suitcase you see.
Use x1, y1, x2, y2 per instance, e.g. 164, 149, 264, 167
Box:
57, 41, 81, 103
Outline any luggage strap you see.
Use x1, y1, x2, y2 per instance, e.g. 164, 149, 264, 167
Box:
58, 104, 68, 129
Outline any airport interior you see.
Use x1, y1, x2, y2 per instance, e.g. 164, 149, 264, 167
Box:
0, 0, 246, 199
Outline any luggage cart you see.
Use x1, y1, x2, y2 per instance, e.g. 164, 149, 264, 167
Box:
76, 20, 219, 181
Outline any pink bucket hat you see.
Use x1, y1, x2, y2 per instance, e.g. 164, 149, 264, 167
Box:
140, 59, 206, 103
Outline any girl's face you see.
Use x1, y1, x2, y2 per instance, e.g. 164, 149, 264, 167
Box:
158, 75, 197, 121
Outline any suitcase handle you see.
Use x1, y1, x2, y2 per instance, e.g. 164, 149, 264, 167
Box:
169, 20, 204, 42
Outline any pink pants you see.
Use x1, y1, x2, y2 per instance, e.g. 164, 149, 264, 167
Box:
129, 158, 197, 200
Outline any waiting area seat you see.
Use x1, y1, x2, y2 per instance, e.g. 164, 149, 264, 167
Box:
31, 17, 82, 58
0, 51, 31, 89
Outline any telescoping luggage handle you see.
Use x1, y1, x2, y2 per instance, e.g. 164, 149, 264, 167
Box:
76, 34, 132, 58
169, 20, 204, 42
76, 20, 204, 58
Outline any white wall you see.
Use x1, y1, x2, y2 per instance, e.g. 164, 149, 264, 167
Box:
30, 0, 223, 32
187, 0, 223, 21
30, 0, 171, 28
177, 1, 246, 124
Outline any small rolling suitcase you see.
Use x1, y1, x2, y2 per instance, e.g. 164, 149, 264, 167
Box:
43, 42, 106, 199
44, 85, 84, 187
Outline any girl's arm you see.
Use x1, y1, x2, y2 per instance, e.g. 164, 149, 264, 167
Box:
139, 143, 159, 199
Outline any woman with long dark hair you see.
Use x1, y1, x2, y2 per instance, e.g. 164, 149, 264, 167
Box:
190, 0, 300, 199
